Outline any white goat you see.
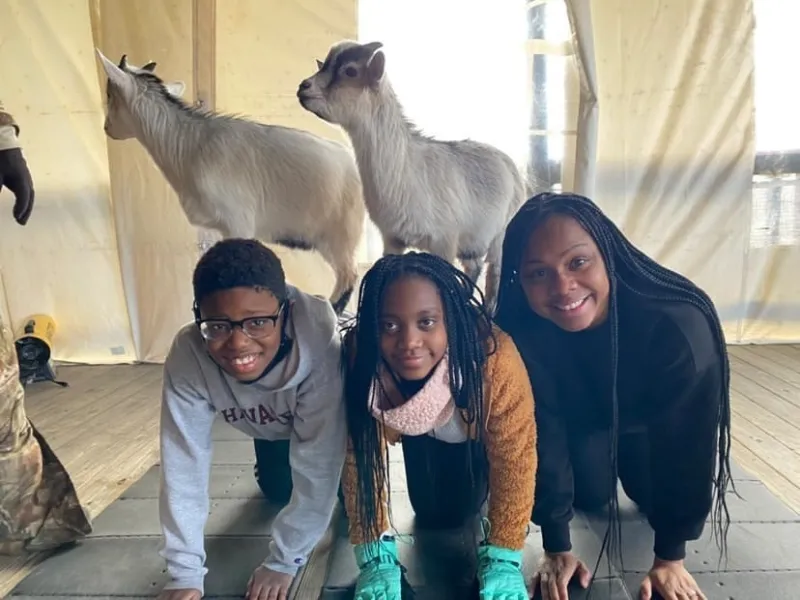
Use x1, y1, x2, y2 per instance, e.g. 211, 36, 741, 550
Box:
97, 49, 365, 314
296, 40, 527, 310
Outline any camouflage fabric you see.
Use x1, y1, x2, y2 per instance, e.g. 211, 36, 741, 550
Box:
0, 317, 92, 555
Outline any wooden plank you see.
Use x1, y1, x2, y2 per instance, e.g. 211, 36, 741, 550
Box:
769, 344, 800, 360
37, 367, 162, 461
730, 438, 800, 513
731, 412, 800, 486
0, 364, 163, 597
21, 364, 102, 404
728, 355, 800, 412
193, 0, 216, 109
727, 344, 800, 516
730, 375, 800, 433
729, 370, 800, 428
290, 509, 339, 600
25, 365, 149, 431
729, 345, 800, 389
731, 390, 800, 454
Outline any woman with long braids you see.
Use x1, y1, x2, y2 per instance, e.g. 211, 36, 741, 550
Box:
340, 251, 537, 600
494, 192, 733, 600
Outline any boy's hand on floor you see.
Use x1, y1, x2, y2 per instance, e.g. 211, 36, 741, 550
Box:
157, 589, 201, 600
246, 565, 294, 600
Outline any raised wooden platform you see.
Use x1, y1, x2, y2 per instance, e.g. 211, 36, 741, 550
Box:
727, 344, 800, 513
0, 363, 162, 597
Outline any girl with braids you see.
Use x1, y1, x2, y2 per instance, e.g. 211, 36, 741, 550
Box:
157, 238, 346, 600
340, 251, 537, 600
494, 192, 733, 600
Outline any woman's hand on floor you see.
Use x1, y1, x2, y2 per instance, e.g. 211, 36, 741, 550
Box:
530, 551, 592, 600
639, 558, 706, 600
157, 589, 201, 600
246, 566, 294, 600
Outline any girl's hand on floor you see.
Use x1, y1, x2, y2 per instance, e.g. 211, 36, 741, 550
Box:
530, 551, 591, 600
639, 558, 706, 600
157, 589, 201, 600
246, 566, 294, 600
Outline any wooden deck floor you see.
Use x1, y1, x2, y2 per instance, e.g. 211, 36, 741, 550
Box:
0, 362, 164, 597
1, 344, 799, 596
727, 344, 800, 513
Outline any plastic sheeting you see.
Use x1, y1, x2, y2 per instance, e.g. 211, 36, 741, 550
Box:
0, 0, 137, 363
0, 0, 360, 364
566, 0, 800, 344
0, 0, 796, 365
214, 0, 360, 303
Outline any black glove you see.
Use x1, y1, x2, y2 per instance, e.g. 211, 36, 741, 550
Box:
0, 146, 35, 225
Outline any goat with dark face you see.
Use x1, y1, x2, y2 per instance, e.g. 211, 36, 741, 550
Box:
97, 49, 365, 315
297, 40, 531, 312
297, 41, 386, 126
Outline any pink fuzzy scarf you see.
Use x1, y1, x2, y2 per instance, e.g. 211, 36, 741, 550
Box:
368, 356, 455, 436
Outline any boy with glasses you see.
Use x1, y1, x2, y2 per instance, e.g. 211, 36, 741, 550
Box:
157, 238, 346, 600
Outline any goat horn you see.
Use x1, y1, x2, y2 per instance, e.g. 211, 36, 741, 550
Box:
142, 61, 157, 72
119, 54, 128, 69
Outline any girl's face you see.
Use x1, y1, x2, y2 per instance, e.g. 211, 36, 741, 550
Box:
379, 275, 448, 381
198, 286, 284, 381
519, 214, 610, 332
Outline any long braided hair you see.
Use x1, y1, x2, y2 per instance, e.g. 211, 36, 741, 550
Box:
494, 192, 734, 572
341, 251, 496, 544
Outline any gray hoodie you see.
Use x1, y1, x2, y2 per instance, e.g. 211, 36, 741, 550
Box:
158, 286, 346, 594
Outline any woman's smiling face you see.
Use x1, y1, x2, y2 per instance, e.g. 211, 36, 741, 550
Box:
519, 214, 610, 332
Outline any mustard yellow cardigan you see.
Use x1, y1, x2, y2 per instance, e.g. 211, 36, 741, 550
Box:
341, 328, 537, 551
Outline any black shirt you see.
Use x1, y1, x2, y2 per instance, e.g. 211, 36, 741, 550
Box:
511, 287, 724, 561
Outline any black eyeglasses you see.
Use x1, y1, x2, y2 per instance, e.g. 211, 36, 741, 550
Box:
197, 305, 284, 342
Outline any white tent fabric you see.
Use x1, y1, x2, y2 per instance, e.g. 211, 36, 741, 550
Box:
0, 0, 796, 366
563, 0, 799, 344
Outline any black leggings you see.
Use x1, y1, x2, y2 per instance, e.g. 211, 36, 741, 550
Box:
253, 438, 294, 504
254, 435, 487, 527
253, 438, 346, 506
569, 427, 652, 513
401, 434, 488, 529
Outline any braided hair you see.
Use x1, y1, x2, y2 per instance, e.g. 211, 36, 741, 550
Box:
494, 192, 734, 572
342, 251, 496, 542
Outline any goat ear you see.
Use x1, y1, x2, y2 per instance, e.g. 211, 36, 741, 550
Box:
142, 61, 157, 72
365, 50, 385, 85
164, 81, 186, 97
361, 41, 383, 56
96, 48, 131, 90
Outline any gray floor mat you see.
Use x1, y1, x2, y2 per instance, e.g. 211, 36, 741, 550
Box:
318, 446, 800, 600
10, 420, 800, 599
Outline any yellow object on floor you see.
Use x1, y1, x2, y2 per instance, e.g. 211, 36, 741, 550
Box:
14, 314, 66, 387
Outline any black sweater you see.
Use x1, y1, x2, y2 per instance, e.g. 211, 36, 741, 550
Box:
512, 288, 724, 561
